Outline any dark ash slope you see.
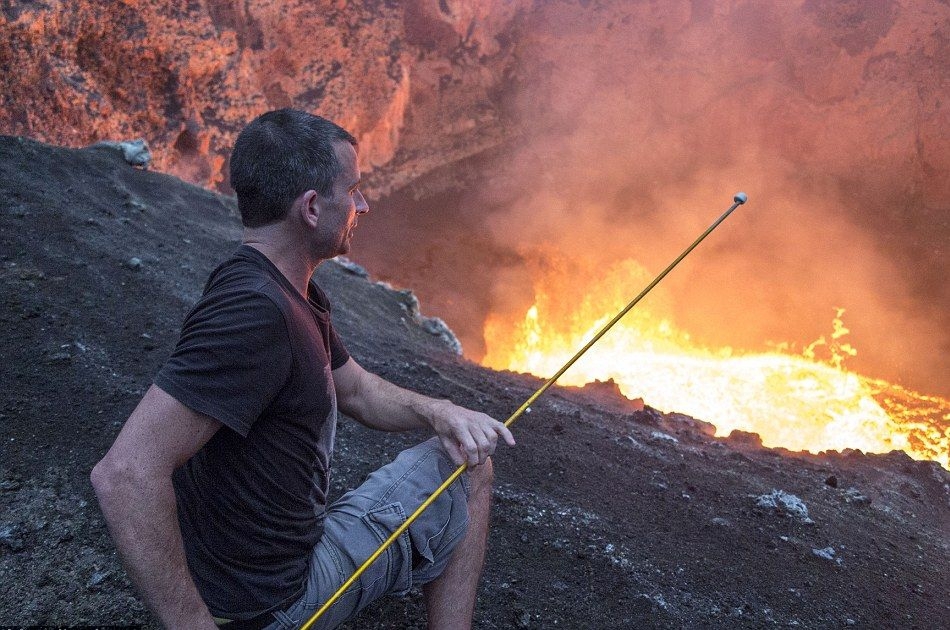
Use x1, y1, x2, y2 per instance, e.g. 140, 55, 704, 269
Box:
0, 137, 947, 629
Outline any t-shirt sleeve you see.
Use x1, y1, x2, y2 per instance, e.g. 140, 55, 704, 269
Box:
155, 290, 292, 437
309, 280, 350, 370
327, 322, 350, 370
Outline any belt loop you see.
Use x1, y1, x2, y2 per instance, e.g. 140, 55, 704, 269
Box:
272, 609, 296, 629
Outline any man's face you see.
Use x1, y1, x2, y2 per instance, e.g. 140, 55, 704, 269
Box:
313, 141, 369, 258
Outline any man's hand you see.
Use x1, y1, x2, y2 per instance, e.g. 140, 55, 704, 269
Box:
334, 358, 516, 465
425, 400, 515, 467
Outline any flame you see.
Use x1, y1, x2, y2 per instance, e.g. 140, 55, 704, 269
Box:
483, 258, 949, 468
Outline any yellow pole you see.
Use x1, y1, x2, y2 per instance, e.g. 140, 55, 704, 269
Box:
299, 193, 748, 630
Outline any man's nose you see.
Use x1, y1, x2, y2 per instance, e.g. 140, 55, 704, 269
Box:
355, 190, 369, 214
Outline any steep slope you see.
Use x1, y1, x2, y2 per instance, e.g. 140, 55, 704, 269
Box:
0, 137, 947, 628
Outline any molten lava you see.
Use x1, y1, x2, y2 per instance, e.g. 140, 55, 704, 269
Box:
483, 258, 949, 468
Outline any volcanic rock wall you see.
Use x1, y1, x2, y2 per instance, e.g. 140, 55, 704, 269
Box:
4, 1, 944, 205
0, 0, 527, 190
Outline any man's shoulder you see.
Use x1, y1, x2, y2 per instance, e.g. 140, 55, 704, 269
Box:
204, 247, 293, 306
178, 253, 295, 340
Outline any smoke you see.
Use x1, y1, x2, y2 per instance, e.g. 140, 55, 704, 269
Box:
468, 0, 949, 396
360, 0, 948, 396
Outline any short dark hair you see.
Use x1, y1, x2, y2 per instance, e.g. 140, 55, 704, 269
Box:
229, 109, 357, 228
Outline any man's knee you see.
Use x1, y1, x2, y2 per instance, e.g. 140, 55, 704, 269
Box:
467, 457, 494, 494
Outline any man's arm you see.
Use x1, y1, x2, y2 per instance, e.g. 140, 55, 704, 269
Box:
333, 358, 515, 467
90, 385, 221, 630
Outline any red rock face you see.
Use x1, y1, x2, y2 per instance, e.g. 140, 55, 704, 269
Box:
1, 1, 944, 199
0, 0, 523, 189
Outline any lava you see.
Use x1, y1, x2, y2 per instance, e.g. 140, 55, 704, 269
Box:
483, 257, 950, 468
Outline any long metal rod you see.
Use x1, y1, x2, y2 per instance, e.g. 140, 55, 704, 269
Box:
300, 192, 748, 630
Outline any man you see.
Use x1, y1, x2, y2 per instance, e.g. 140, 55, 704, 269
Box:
91, 109, 515, 630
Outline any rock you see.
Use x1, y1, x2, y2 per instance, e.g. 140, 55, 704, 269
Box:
334, 256, 369, 278
127, 257, 143, 270
663, 412, 717, 437
0, 478, 22, 492
47, 351, 72, 364
91, 139, 152, 168
650, 431, 678, 444
843, 487, 871, 506
825, 475, 838, 488
812, 546, 842, 565
141, 332, 157, 350
578, 379, 638, 408
632, 407, 664, 426
86, 569, 111, 588
755, 490, 814, 523
727, 429, 764, 448
514, 609, 532, 628
627, 396, 646, 411
419, 316, 463, 355
0, 525, 24, 552
393, 288, 421, 316
126, 198, 147, 212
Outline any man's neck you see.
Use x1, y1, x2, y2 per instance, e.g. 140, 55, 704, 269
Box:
242, 228, 321, 298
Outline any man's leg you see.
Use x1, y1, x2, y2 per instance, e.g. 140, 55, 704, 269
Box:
422, 458, 494, 630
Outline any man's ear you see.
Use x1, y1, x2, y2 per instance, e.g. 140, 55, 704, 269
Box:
296, 190, 320, 228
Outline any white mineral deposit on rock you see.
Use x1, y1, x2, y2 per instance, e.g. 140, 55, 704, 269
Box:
651, 431, 679, 444
755, 490, 814, 523
92, 139, 152, 168
334, 256, 369, 278
812, 546, 842, 565
420, 316, 463, 355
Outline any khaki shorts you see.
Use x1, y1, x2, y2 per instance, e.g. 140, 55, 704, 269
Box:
263, 437, 470, 630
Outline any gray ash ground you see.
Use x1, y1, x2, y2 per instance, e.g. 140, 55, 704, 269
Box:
1, 137, 948, 628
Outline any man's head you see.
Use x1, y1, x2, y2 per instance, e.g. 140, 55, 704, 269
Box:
307, 140, 368, 258
229, 109, 358, 229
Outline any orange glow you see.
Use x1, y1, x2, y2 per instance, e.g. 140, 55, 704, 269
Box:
483, 258, 949, 468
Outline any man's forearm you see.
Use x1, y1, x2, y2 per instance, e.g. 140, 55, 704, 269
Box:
336, 361, 515, 466
91, 462, 216, 630
343, 368, 446, 432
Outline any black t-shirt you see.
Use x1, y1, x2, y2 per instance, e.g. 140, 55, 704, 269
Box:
154, 245, 350, 618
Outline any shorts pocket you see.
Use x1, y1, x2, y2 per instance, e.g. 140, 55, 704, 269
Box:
361, 502, 413, 598
408, 477, 470, 584
409, 494, 452, 564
